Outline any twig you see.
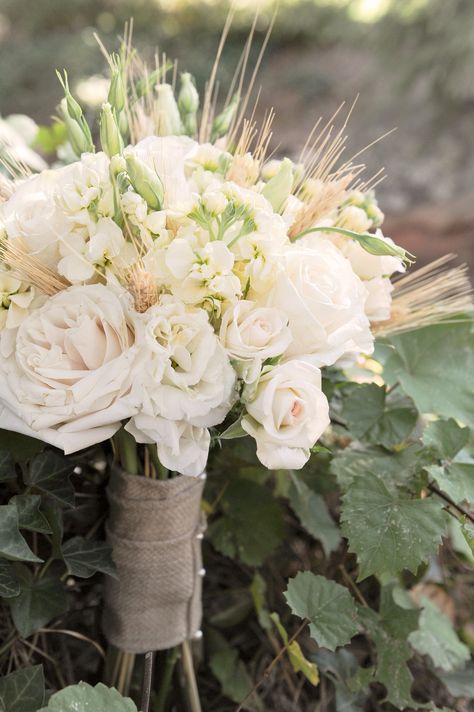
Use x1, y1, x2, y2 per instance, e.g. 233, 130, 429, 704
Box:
236, 618, 310, 711
429, 484, 474, 524
338, 565, 369, 607
140, 651, 156, 712
181, 640, 202, 712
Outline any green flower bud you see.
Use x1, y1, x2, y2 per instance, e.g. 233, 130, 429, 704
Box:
262, 157, 294, 213
60, 98, 94, 157
100, 102, 124, 158
155, 83, 182, 136
124, 149, 164, 210
108, 66, 126, 113
178, 73, 199, 136
211, 93, 239, 142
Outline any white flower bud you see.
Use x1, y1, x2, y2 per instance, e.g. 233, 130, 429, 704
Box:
155, 84, 182, 136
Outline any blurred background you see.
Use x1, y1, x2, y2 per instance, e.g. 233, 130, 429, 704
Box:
0, 0, 472, 269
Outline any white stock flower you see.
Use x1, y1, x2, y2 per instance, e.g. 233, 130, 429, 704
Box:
220, 300, 292, 383
131, 135, 198, 210
0, 284, 140, 453
165, 237, 241, 308
126, 414, 210, 477
57, 151, 114, 220
0, 275, 36, 330
242, 360, 330, 470
267, 238, 373, 366
337, 205, 372, 234
137, 297, 236, 427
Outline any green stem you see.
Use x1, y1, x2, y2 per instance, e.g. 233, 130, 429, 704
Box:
114, 428, 139, 474
147, 444, 169, 480
155, 647, 180, 712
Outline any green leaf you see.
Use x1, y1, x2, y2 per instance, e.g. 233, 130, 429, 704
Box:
461, 520, 474, 554
208, 479, 285, 566
37, 682, 137, 712
0, 665, 45, 712
408, 596, 470, 672
10, 495, 52, 534
219, 418, 247, 440
0, 451, 15, 482
9, 567, 67, 638
0, 430, 44, 462
341, 473, 447, 579
0, 559, 20, 598
61, 536, 116, 578
249, 572, 272, 631
423, 418, 470, 460
359, 602, 418, 709
428, 463, 474, 504
374, 407, 418, 449
386, 322, 474, 426
284, 572, 358, 651
288, 479, 341, 556
342, 383, 385, 438
209, 643, 263, 711
0, 505, 41, 562
438, 667, 474, 698
270, 612, 319, 686
25, 452, 75, 508
34, 121, 67, 154
330, 445, 420, 491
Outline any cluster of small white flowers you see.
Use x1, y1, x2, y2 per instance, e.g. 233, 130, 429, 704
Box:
0, 132, 406, 476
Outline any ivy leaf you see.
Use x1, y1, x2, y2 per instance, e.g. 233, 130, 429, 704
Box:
10, 495, 52, 534
0, 665, 45, 712
25, 451, 75, 508
37, 682, 137, 712
409, 596, 470, 672
423, 419, 470, 460
0, 559, 20, 598
208, 480, 285, 566
284, 572, 358, 651
386, 322, 474, 427
0, 451, 16, 482
270, 612, 319, 686
341, 473, 447, 579
9, 566, 67, 638
342, 384, 385, 438
0, 431, 44, 461
0, 505, 41, 562
61, 536, 116, 578
288, 479, 341, 556
427, 463, 474, 504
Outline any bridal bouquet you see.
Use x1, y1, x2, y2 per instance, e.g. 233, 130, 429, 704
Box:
0, 59, 412, 478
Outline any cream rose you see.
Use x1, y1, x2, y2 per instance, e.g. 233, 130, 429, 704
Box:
219, 300, 292, 383
267, 238, 373, 366
242, 360, 330, 470
0, 284, 140, 452
364, 276, 394, 322
126, 414, 210, 477
137, 297, 236, 427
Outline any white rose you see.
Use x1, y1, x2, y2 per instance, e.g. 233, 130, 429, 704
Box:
219, 300, 292, 383
126, 414, 210, 477
242, 360, 330, 470
132, 135, 198, 210
267, 238, 373, 366
0, 284, 140, 453
0, 171, 72, 269
364, 276, 394, 322
137, 297, 236, 427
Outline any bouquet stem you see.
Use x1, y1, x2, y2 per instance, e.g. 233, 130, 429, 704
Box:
155, 647, 179, 712
181, 640, 202, 712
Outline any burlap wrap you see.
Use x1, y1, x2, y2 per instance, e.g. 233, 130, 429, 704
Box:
102, 467, 206, 653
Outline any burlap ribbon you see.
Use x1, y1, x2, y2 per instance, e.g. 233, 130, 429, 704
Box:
102, 467, 206, 653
